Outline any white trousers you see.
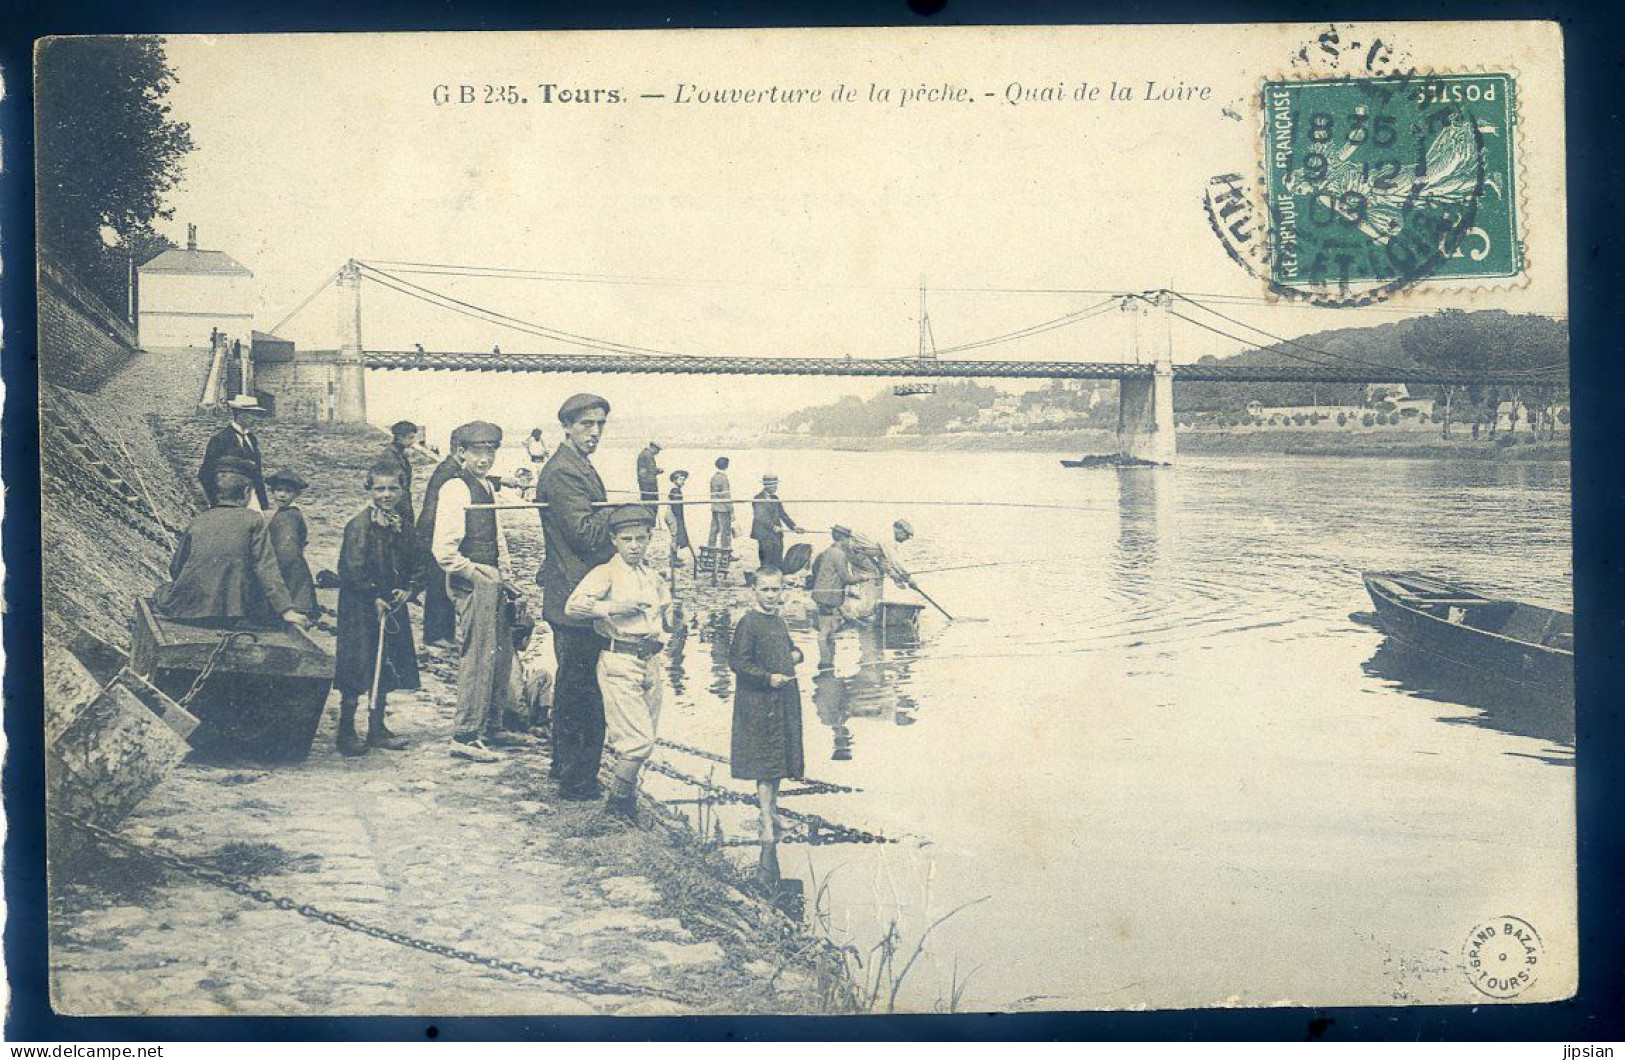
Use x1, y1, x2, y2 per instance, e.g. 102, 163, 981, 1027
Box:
597, 651, 664, 762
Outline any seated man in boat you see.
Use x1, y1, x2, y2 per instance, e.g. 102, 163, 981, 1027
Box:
154, 458, 311, 630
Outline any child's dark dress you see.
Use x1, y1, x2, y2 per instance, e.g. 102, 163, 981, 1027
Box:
267, 506, 319, 616
334, 507, 421, 697
728, 609, 804, 780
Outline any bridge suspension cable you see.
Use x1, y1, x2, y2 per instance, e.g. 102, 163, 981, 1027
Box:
934, 296, 1122, 356
358, 263, 692, 358
1169, 292, 1418, 375
358, 260, 1128, 363
361, 257, 1131, 297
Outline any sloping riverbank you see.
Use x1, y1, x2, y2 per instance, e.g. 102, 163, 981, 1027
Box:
43, 354, 854, 1017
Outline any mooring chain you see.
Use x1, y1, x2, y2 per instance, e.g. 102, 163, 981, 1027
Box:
176, 631, 256, 711
656, 739, 862, 795
54, 812, 698, 1005
643, 760, 893, 845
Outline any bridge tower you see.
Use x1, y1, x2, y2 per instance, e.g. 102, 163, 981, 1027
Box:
334, 260, 368, 424
1117, 290, 1177, 465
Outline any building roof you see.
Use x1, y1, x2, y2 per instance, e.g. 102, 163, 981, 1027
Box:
139, 248, 253, 277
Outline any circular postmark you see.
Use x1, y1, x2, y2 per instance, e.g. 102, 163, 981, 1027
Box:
1207, 70, 1518, 308
1462, 915, 1542, 999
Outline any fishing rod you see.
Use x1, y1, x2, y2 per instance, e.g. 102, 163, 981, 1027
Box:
465, 497, 1115, 512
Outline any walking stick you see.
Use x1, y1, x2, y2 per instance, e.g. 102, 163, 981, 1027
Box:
369, 606, 391, 708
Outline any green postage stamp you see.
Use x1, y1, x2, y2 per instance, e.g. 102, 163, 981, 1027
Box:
1262, 72, 1521, 301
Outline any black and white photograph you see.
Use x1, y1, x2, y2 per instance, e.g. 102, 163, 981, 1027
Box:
31, 22, 1575, 1018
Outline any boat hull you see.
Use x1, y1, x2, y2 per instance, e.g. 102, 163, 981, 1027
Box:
1362, 572, 1572, 699
131, 600, 334, 763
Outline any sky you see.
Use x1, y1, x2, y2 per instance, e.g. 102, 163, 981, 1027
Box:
149, 25, 1567, 432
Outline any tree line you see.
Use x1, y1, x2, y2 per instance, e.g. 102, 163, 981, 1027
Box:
36, 36, 194, 313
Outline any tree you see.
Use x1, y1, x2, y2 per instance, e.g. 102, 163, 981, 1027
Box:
36, 36, 194, 309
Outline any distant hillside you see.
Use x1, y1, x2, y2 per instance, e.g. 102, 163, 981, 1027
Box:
1174, 309, 1566, 411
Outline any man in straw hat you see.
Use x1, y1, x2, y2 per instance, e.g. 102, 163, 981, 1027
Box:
749, 471, 803, 570
199, 393, 270, 508
431, 420, 519, 763
536, 393, 616, 800
565, 504, 671, 823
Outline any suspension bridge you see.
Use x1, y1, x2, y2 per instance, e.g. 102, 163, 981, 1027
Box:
260, 259, 1566, 464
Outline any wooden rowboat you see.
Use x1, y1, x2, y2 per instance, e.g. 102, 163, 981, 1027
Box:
1361, 571, 1573, 697
130, 600, 334, 763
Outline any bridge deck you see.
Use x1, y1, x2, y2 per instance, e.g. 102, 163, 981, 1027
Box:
361, 350, 1559, 387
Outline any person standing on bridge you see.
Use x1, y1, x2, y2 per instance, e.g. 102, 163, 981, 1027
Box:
537, 393, 616, 801
416, 431, 466, 648
636, 441, 663, 503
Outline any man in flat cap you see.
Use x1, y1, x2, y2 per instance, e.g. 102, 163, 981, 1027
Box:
536, 393, 616, 799
636, 441, 663, 503
415, 426, 468, 647
431, 420, 518, 763
199, 394, 270, 509
379, 420, 422, 532
749, 472, 803, 570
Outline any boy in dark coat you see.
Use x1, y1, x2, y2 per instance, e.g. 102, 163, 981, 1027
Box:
265, 470, 319, 620
729, 566, 805, 838
333, 461, 421, 756
155, 462, 306, 628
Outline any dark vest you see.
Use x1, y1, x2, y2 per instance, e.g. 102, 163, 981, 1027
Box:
458, 469, 499, 566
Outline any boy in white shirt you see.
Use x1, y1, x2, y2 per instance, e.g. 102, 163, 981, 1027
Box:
565, 505, 672, 823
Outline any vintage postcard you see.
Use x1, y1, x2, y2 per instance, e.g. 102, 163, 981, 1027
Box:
34, 22, 1571, 1017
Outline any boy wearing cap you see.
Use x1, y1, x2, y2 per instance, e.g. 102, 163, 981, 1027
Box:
433, 420, 519, 763
708, 457, 734, 552
265, 470, 319, 620
537, 393, 616, 800
565, 504, 672, 823
199, 395, 270, 509
749, 473, 802, 569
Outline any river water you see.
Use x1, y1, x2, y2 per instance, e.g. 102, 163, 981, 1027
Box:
556, 445, 1575, 1012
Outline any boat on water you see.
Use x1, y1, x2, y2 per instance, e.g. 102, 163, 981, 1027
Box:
1361, 571, 1573, 696
1060, 455, 1163, 469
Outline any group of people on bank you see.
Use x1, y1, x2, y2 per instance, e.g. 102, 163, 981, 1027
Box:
157, 390, 921, 831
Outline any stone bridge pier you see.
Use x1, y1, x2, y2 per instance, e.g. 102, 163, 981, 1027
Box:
1116, 291, 1177, 465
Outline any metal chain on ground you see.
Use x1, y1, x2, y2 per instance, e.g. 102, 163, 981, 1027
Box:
656, 739, 861, 795
644, 760, 893, 845
176, 632, 256, 710
54, 811, 698, 1005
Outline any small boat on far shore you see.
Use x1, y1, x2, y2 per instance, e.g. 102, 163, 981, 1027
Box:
1361, 571, 1573, 697
1060, 455, 1163, 469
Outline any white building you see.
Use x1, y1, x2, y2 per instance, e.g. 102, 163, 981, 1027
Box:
137, 225, 254, 350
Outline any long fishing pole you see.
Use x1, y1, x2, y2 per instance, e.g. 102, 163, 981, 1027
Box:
465, 497, 1114, 512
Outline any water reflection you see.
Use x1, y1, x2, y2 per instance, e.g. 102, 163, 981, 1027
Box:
807, 623, 924, 759
1360, 636, 1575, 756
703, 608, 734, 700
